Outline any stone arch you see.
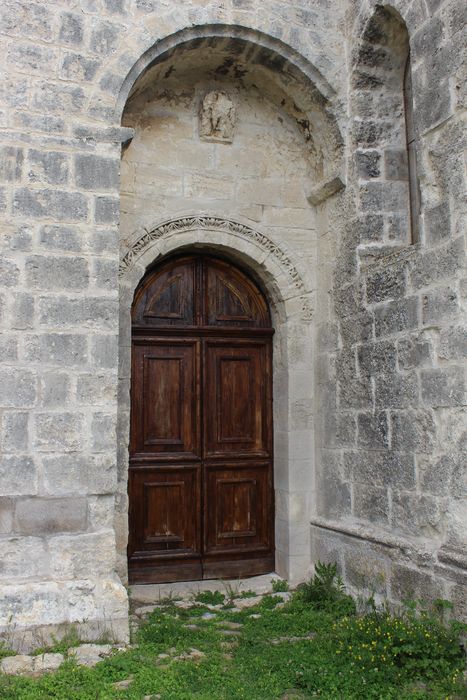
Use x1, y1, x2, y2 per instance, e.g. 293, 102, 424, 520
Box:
115, 24, 345, 200
116, 216, 315, 585
350, 4, 415, 247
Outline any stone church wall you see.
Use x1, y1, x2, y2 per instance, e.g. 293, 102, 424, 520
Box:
0, 0, 464, 649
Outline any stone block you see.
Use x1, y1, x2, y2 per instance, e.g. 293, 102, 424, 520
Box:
34, 413, 84, 451
391, 410, 436, 452
397, 333, 433, 369
90, 21, 120, 56
366, 265, 406, 305
39, 372, 71, 407
77, 374, 117, 404
344, 450, 415, 489
419, 453, 464, 498
94, 196, 119, 224
0, 368, 36, 407
375, 297, 418, 338
25, 334, 87, 366
0, 334, 17, 362
411, 237, 464, 290
340, 311, 373, 345
358, 340, 396, 376
438, 327, 467, 360
417, 81, 452, 133
384, 149, 408, 180
359, 181, 383, 211
0, 456, 37, 497
15, 113, 65, 135
0, 257, 20, 287
59, 12, 84, 45
91, 413, 116, 450
353, 484, 389, 524
42, 454, 116, 496
356, 150, 381, 178
38, 297, 117, 329
48, 531, 116, 579
93, 259, 118, 290
0, 146, 23, 182
424, 202, 450, 245
39, 225, 82, 252
411, 16, 444, 61
25, 255, 89, 290
355, 214, 384, 243
5, 42, 58, 75
333, 282, 365, 318
322, 412, 356, 448
61, 53, 100, 81
374, 371, 418, 408
390, 565, 442, 603
317, 455, 351, 518
10, 292, 35, 330
15, 498, 87, 535
32, 82, 85, 115
74, 154, 119, 191
354, 120, 389, 147
422, 287, 459, 325
357, 411, 389, 449
87, 495, 115, 529
27, 150, 69, 185
1, 1, 53, 41
1, 412, 29, 451
339, 377, 373, 409
0, 537, 48, 580
91, 335, 118, 368
392, 491, 445, 536
0, 499, 14, 534
0, 655, 35, 675
317, 322, 338, 353
421, 366, 465, 407
344, 548, 388, 595
13, 188, 88, 222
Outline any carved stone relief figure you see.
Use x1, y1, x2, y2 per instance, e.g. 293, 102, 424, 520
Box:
199, 91, 236, 143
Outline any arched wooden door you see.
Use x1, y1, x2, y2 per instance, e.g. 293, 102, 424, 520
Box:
128, 254, 274, 583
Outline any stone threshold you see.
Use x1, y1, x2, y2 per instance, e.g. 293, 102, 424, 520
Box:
130, 572, 283, 604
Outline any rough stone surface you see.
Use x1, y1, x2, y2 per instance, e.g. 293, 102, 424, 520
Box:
68, 644, 114, 667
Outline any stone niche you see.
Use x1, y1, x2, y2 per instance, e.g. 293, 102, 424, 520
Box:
117, 33, 342, 588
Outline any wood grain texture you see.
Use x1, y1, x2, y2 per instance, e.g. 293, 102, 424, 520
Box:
129, 254, 274, 583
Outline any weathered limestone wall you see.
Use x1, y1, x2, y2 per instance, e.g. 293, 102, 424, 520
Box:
0, 0, 346, 650
0, 0, 465, 649
314, 0, 466, 615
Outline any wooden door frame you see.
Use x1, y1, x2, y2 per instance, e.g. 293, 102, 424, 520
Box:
117, 218, 314, 587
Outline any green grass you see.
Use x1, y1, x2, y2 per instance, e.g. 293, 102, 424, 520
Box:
0, 593, 465, 699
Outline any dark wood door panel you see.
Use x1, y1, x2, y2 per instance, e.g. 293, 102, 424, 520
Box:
204, 339, 271, 458
132, 257, 196, 327
131, 339, 200, 460
203, 462, 273, 555
129, 254, 274, 584
128, 464, 201, 559
204, 257, 270, 328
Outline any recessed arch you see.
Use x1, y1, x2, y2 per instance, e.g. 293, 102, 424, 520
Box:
116, 24, 345, 193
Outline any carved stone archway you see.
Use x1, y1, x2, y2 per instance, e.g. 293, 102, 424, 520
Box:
116, 216, 315, 585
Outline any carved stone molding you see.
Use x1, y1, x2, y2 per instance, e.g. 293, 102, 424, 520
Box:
119, 215, 312, 319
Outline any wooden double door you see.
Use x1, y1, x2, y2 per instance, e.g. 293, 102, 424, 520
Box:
128, 254, 274, 583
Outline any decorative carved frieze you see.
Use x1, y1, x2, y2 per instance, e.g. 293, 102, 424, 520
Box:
119, 216, 312, 319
